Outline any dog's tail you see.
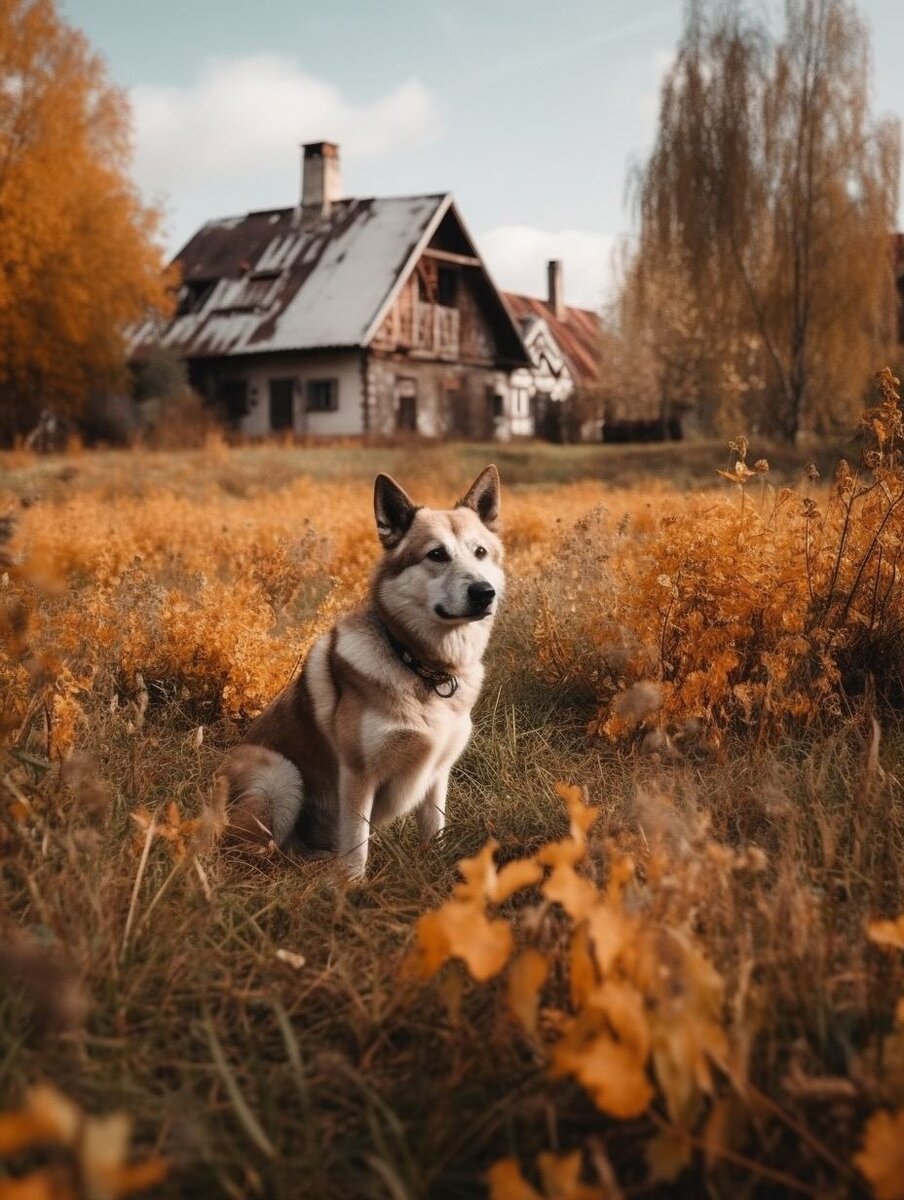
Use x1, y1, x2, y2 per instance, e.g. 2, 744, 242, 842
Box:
216, 744, 303, 849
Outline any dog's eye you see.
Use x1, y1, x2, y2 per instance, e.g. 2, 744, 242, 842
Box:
427, 546, 450, 563
474, 546, 487, 560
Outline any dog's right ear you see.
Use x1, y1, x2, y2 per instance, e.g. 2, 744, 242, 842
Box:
374, 474, 417, 548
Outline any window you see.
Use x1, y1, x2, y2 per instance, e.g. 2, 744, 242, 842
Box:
242, 271, 281, 308
437, 266, 458, 308
307, 378, 338, 412
175, 278, 216, 316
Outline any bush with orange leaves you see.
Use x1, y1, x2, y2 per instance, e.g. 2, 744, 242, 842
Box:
409, 782, 904, 1197
538, 368, 904, 744
406, 783, 761, 1193
2, 463, 617, 757
4, 479, 376, 748
0, 1083, 166, 1200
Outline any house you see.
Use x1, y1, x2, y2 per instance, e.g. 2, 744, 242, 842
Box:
502, 262, 603, 441
131, 143, 530, 439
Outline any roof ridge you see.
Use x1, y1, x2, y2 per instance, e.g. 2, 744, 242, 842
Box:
503, 290, 599, 319
201, 191, 452, 230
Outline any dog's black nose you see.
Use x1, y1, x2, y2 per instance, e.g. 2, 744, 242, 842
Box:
468, 581, 496, 610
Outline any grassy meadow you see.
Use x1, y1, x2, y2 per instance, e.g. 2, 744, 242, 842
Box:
1, 423, 904, 1199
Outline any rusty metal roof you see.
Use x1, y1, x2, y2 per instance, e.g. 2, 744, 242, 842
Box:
501, 292, 601, 389
132, 194, 454, 359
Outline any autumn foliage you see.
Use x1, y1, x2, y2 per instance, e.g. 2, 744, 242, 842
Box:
539, 368, 904, 744
609, 0, 900, 441
2, 424, 904, 1195
0, 0, 172, 442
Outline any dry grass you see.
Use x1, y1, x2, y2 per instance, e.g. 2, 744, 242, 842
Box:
2, 430, 903, 1198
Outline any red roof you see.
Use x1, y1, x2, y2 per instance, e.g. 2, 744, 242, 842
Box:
502, 292, 601, 389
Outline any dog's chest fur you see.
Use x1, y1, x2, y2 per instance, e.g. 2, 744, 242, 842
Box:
244, 610, 482, 840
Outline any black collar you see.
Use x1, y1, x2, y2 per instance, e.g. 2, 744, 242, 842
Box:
379, 621, 459, 699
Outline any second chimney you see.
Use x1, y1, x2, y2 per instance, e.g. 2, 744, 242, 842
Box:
301, 141, 341, 218
547, 259, 565, 320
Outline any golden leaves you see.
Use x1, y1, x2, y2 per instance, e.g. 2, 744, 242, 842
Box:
487, 1151, 610, 1200
406, 840, 517, 982
0, 1084, 166, 1199
408, 782, 733, 1182
553, 1026, 653, 1119
413, 899, 513, 983
507, 949, 549, 1040
868, 915, 904, 951
131, 801, 200, 861
855, 1110, 904, 1200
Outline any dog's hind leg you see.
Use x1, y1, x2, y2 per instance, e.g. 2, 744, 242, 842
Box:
217, 744, 304, 849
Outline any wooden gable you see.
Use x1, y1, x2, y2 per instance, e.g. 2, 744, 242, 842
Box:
370, 205, 527, 368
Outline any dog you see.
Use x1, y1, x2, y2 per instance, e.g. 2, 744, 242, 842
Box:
217, 465, 504, 879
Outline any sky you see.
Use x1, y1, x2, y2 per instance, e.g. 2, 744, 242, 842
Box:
63, 0, 904, 311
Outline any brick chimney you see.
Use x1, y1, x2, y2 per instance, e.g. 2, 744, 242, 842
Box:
301, 141, 341, 217
547, 259, 565, 320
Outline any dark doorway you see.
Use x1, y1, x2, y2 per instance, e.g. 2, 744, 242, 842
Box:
395, 378, 418, 432
218, 378, 249, 430
269, 378, 295, 432
397, 395, 417, 432
485, 387, 503, 438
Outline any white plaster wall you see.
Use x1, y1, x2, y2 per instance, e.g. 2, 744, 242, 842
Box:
236, 351, 365, 436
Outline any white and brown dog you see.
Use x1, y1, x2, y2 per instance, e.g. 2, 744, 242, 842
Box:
217, 465, 504, 879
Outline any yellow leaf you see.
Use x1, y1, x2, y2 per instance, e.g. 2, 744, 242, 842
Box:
590, 980, 650, 1060
555, 1032, 653, 1119
129, 807, 154, 833
555, 782, 600, 844
454, 841, 500, 903
413, 900, 513, 982
645, 1128, 692, 1184
587, 905, 635, 975
868, 916, 904, 951
604, 854, 635, 906
855, 1109, 904, 1200
569, 925, 597, 1008
0, 1169, 73, 1200
542, 862, 597, 921
0, 1086, 80, 1154
651, 1008, 727, 1124
537, 1149, 610, 1199
486, 1159, 543, 1200
493, 858, 543, 903
508, 949, 548, 1039
101, 1159, 168, 1197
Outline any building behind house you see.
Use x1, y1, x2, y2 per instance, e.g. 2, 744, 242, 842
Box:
503, 260, 604, 441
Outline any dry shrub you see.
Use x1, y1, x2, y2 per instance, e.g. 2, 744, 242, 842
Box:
537, 369, 904, 743
6, 467, 611, 742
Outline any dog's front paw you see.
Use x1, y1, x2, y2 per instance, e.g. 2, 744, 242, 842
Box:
337, 853, 368, 885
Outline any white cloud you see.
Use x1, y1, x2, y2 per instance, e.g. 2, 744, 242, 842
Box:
129, 55, 441, 249
479, 226, 618, 311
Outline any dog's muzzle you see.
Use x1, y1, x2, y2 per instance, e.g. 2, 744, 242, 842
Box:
435, 581, 496, 622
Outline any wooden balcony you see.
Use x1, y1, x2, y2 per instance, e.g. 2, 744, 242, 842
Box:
413, 302, 460, 359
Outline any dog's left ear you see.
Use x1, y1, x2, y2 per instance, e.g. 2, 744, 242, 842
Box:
457, 464, 501, 532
